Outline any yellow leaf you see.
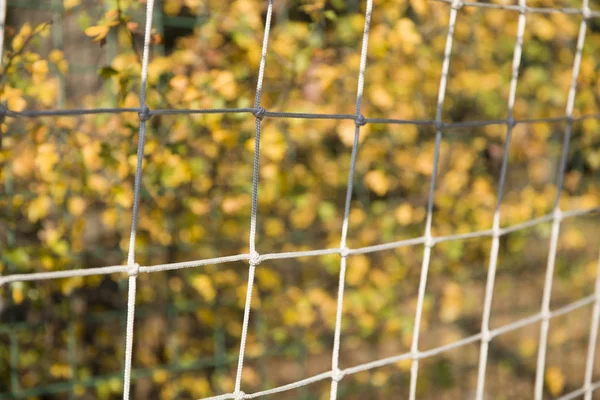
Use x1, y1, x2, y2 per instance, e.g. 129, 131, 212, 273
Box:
11, 35, 24, 52
35, 144, 60, 177
184, 0, 202, 8
28, 195, 53, 222
395, 204, 413, 226
5, 86, 27, 112
256, 268, 281, 290
50, 363, 72, 379
164, 0, 183, 16
191, 275, 216, 302
545, 367, 565, 396
562, 227, 586, 250
32, 59, 49, 76
12, 285, 24, 305
337, 120, 357, 147
372, 370, 388, 387
347, 254, 370, 286
211, 70, 238, 101
291, 203, 316, 229
88, 174, 111, 194
84, 25, 110, 41
105, 16, 121, 28
364, 170, 390, 196
264, 218, 284, 238
58, 60, 69, 74
20, 23, 32, 37
395, 358, 412, 372
532, 17, 555, 41
221, 195, 250, 214
68, 197, 87, 217
241, 366, 260, 386
170, 75, 188, 91
34, 22, 51, 38
519, 337, 537, 358
369, 85, 394, 110
49, 49, 64, 63
74, 385, 85, 396
64, 0, 81, 10
439, 282, 463, 323
152, 369, 169, 384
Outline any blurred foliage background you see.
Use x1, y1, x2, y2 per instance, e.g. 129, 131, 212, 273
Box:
0, 0, 599, 398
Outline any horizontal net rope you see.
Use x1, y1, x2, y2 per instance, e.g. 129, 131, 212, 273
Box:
1, 0, 599, 399
2, 106, 600, 127
1, 207, 597, 286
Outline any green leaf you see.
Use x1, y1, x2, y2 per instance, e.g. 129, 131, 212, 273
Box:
4, 248, 31, 267
324, 10, 337, 21
77, 11, 92, 31
98, 66, 118, 79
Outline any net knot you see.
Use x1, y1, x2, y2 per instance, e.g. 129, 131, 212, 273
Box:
355, 114, 367, 127
424, 235, 435, 248
138, 105, 151, 122
249, 251, 261, 266
582, 6, 592, 20
481, 329, 491, 343
517, 5, 528, 14
492, 226, 501, 238
553, 208, 562, 221
233, 391, 246, 400
127, 263, 140, 277
253, 107, 266, 121
541, 309, 551, 321
0, 104, 6, 123
451, 0, 463, 10
340, 247, 350, 258
506, 116, 516, 129
332, 368, 345, 382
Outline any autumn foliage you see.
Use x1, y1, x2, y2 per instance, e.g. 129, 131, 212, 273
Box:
0, 0, 599, 398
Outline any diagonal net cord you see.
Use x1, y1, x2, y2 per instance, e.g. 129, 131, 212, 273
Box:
408, 1, 462, 399
474, 1, 527, 399
533, 3, 590, 399
329, 0, 373, 398
231, 1, 273, 399
583, 250, 600, 400
122, 0, 156, 399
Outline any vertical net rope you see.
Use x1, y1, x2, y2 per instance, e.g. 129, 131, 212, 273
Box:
408, 2, 461, 398
0, 0, 599, 399
122, 1, 156, 399
475, 0, 527, 398
232, 1, 273, 399
534, 1, 591, 398
329, 1, 372, 399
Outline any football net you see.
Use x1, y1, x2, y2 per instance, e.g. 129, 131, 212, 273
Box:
1, 0, 599, 399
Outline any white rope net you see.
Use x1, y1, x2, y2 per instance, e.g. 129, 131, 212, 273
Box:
0, 0, 599, 399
